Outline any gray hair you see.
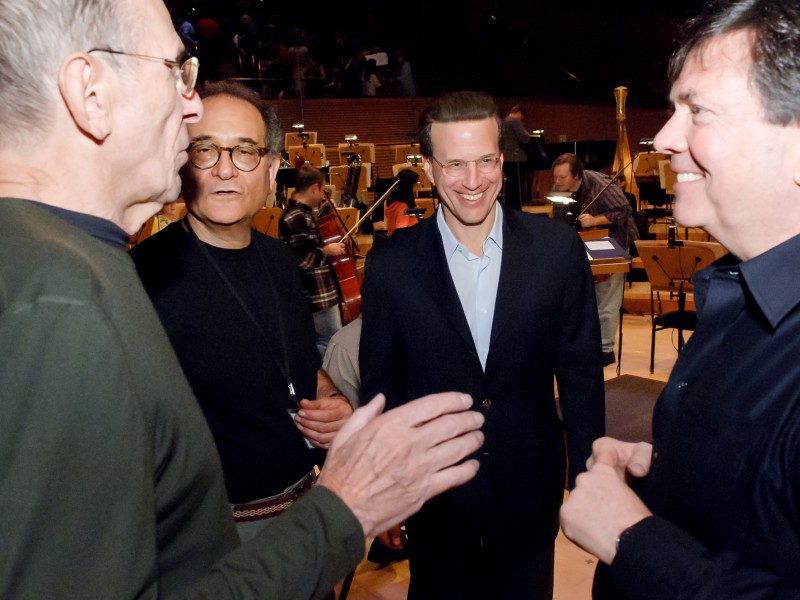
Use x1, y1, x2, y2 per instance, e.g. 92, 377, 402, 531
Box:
197, 80, 283, 157
669, 0, 800, 126
0, 0, 140, 148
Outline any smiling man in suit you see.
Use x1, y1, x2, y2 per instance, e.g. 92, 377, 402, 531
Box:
360, 90, 605, 599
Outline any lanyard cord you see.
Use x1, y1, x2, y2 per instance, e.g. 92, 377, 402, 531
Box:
182, 219, 299, 409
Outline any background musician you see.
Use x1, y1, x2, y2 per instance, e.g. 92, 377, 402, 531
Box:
131, 81, 353, 542
500, 104, 530, 210
279, 164, 345, 354
552, 153, 639, 366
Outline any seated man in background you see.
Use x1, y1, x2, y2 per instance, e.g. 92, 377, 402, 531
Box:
279, 164, 345, 354
552, 153, 639, 366
131, 80, 352, 542
0, 0, 485, 597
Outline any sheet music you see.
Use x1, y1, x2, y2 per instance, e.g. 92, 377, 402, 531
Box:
585, 240, 615, 251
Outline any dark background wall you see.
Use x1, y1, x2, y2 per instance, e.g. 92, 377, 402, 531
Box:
167, 0, 706, 108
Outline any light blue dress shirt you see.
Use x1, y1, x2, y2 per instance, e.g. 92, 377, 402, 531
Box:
436, 204, 504, 370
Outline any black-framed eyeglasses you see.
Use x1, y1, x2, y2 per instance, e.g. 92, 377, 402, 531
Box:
87, 48, 199, 96
188, 142, 268, 172
429, 155, 500, 177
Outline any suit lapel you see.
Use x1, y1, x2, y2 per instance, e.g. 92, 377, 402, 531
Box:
490, 209, 529, 349
413, 216, 476, 352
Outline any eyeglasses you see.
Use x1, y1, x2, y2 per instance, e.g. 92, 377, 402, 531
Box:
429, 155, 500, 177
188, 142, 268, 172
87, 48, 199, 96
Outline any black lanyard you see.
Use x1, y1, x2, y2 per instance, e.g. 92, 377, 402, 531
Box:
182, 219, 299, 409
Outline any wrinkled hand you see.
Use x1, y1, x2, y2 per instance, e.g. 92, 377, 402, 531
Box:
560, 437, 653, 565
317, 392, 484, 538
295, 396, 353, 449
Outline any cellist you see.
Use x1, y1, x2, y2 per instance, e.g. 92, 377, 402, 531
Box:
279, 165, 345, 354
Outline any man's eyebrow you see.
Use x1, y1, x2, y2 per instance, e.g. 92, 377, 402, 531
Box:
189, 135, 261, 145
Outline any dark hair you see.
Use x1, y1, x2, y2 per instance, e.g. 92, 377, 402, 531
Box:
509, 104, 526, 118
552, 153, 584, 179
198, 80, 283, 155
418, 91, 502, 157
294, 164, 326, 193
669, 0, 800, 125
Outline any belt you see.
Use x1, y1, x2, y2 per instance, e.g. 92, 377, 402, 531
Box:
232, 468, 318, 523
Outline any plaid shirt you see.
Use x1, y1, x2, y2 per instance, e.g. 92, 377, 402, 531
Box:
278, 200, 341, 312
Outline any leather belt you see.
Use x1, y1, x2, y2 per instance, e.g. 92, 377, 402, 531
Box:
232, 469, 317, 522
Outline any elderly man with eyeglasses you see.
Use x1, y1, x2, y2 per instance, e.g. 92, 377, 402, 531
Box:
359, 91, 605, 600
0, 1, 486, 597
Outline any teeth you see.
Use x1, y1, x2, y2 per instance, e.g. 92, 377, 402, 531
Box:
463, 193, 482, 200
676, 172, 703, 183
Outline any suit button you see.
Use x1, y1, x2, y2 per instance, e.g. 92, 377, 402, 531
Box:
481, 399, 492, 409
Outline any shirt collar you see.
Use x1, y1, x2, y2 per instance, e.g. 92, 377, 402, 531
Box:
436, 202, 504, 259
36, 201, 129, 249
694, 233, 800, 329
740, 233, 800, 329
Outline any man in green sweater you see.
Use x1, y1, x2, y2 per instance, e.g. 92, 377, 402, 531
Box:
0, 0, 485, 598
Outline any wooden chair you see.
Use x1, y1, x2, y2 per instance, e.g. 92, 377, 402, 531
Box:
337, 143, 375, 165
127, 215, 158, 249
635, 240, 726, 373
415, 198, 436, 219
336, 207, 360, 234
392, 144, 421, 164
284, 131, 317, 149
577, 228, 610, 242
287, 144, 326, 168
252, 207, 282, 238
392, 164, 432, 195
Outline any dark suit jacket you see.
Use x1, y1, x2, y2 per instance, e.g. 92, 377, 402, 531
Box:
360, 207, 604, 589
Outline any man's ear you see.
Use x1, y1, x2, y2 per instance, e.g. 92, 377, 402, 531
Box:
422, 158, 435, 187
267, 155, 281, 190
58, 53, 112, 142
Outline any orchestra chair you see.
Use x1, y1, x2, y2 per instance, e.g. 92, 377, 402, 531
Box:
658, 159, 677, 195
284, 131, 317, 149
415, 198, 436, 219
337, 142, 375, 165
127, 215, 158, 249
336, 207, 360, 234
251, 207, 282, 238
392, 164, 432, 196
577, 228, 609, 242
329, 165, 369, 200
392, 144, 419, 164
635, 239, 726, 373
287, 144, 326, 168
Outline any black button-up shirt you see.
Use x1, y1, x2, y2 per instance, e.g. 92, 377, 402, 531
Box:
598, 233, 800, 599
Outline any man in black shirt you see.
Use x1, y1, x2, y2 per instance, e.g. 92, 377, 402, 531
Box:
561, 1, 800, 597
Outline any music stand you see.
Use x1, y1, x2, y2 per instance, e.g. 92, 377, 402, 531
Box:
635, 240, 724, 373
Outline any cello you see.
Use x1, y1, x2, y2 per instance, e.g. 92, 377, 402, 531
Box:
317, 171, 417, 322
317, 190, 362, 322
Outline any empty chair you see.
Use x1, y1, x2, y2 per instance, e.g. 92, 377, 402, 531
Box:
252, 207, 282, 238
635, 239, 726, 373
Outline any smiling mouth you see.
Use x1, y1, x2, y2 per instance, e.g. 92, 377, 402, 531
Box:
462, 193, 483, 201
676, 173, 703, 183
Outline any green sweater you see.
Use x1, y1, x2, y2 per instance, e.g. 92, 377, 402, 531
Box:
0, 198, 363, 599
